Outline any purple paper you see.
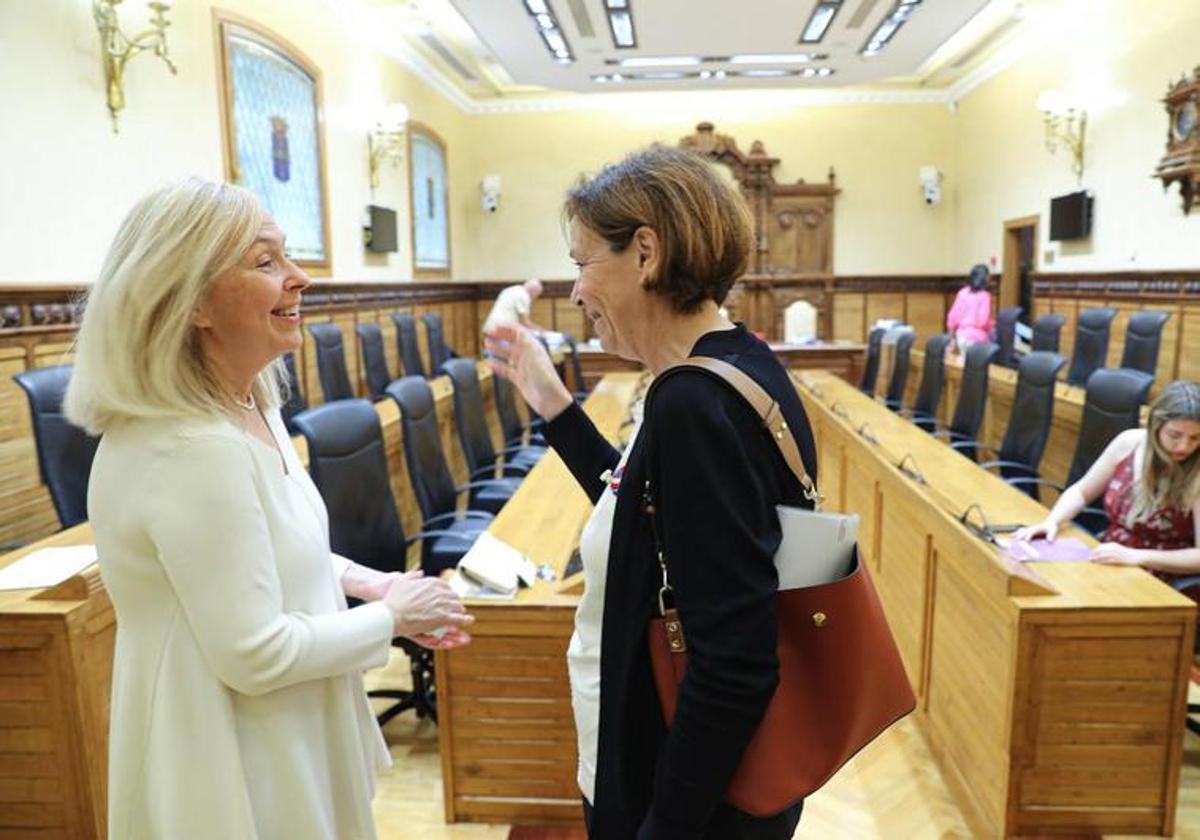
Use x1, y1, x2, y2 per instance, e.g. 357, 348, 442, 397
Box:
1002, 537, 1092, 562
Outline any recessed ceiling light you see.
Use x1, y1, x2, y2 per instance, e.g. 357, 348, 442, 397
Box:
735, 68, 796, 78
534, 12, 554, 30
617, 56, 702, 68
606, 0, 629, 7
730, 53, 816, 65
800, 1, 842, 44
524, 0, 549, 15
609, 9, 636, 47
525, 1, 573, 64
861, 0, 921, 56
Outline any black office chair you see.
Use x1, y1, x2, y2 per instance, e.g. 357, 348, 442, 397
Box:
391, 312, 427, 378
290, 399, 475, 725
12, 365, 100, 530
1007, 368, 1154, 533
279, 352, 307, 435
1031, 313, 1066, 353
1120, 310, 1171, 377
858, 326, 886, 396
951, 352, 1067, 492
385, 378, 505, 560
904, 334, 952, 432
355, 322, 394, 400
882, 331, 915, 412
493, 374, 546, 449
423, 313, 454, 374
995, 306, 1023, 368
1065, 307, 1117, 387
564, 334, 590, 400
932, 342, 999, 446
307, 322, 355, 402
442, 359, 543, 481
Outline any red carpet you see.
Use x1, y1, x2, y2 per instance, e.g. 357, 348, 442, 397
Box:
506, 828, 587, 840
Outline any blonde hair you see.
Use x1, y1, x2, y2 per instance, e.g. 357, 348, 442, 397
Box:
65, 177, 288, 435
1127, 380, 1200, 524
563, 145, 754, 314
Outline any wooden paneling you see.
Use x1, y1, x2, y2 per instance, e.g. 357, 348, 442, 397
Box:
906, 292, 946, 342
865, 293, 905, 331
832, 293, 865, 342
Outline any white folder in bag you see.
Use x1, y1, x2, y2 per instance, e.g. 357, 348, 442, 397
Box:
774, 507, 859, 590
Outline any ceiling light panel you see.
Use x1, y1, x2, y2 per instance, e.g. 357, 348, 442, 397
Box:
800, 1, 842, 44
523, 0, 574, 63
591, 67, 836, 83
607, 5, 636, 48
861, 0, 921, 55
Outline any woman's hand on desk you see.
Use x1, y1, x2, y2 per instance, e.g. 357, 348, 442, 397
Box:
1089, 542, 1142, 566
383, 572, 476, 648
484, 323, 572, 421
1013, 520, 1059, 543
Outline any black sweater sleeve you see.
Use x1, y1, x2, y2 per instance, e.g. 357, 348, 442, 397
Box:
639, 373, 787, 839
541, 400, 622, 505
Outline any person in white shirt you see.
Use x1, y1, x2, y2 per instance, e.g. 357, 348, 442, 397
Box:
482, 278, 544, 335
64, 177, 474, 840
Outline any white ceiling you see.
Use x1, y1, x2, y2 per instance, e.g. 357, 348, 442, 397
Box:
447, 0, 992, 92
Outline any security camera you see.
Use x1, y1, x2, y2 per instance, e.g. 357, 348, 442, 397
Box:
919, 165, 942, 206
480, 174, 501, 214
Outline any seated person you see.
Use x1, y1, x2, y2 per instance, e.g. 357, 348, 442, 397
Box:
1017, 381, 1200, 643
482, 278, 545, 335
946, 263, 994, 351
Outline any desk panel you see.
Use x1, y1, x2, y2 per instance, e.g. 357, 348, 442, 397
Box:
796, 370, 1195, 838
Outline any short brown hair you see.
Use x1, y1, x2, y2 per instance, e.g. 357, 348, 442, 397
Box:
564, 145, 754, 313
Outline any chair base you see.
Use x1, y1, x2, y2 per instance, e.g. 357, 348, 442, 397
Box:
371, 644, 437, 725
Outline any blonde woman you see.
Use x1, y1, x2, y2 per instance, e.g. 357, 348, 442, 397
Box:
66, 178, 473, 839
1016, 380, 1200, 580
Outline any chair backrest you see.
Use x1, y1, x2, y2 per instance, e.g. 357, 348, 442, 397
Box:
280, 352, 308, 433
12, 365, 99, 529
386, 376, 460, 522
423, 313, 451, 374
290, 400, 406, 572
858, 326, 886, 395
307, 322, 355, 402
355, 322, 392, 399
493, 374, 525, 444
884, 331, 916, 407
998, 351, 1067, 469
1065, 307, 1116, 386
565, 334, 587, 395
1120, 310, 1171, 376
1067, 368, 1154, 485
1031, 313, 1066, 353
442, 358, 499, 476
949, 341, 999, 440
995, 306, 1023, 367
391, 312, 427, 378
911, 334, 952, 419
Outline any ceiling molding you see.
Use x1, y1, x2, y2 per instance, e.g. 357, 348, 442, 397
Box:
942, 24, 1035, 105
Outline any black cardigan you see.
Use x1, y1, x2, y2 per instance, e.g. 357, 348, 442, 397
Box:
543, 324, 818, 839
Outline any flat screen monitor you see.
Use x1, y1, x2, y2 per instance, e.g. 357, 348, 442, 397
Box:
366, 205, 398, 253
1048, 191, 1093, 241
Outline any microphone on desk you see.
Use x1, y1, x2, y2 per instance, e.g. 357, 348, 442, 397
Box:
895, 453, 927, 485
856, 422, 879, 445
831, 401, 850, 420
958, 502, 999, 546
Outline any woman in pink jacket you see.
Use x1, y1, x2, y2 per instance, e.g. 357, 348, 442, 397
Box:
946, 264, 994, 350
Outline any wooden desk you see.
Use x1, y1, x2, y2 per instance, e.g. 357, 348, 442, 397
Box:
797, 370, 1195, 838
568, 341, 864, 392
435, 371, 645, 826
0, 362, 510, 839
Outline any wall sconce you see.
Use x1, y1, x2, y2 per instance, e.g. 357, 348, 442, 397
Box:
1037, 89, 1087, 181
93, 0, 178, 133
367, 103, 409, 191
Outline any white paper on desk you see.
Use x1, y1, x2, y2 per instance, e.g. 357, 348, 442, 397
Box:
449, 569, 517, 601
0, 545, 98, 591
456, 532, 529, 596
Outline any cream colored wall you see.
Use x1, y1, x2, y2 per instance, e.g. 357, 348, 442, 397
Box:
456, 103, 958, 279
952, 0, 1200, 272
0, 0, 468, 284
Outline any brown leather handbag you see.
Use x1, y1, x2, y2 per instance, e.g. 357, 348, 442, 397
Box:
645, 357, 916, 817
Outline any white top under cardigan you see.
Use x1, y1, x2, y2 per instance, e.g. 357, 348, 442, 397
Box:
89, 407, 395, 839
569, 421, 640, 803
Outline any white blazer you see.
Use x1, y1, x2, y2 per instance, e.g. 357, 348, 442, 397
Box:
89, 407, 394, 839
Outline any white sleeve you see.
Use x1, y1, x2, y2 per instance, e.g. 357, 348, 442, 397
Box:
145, 434, 395, 697
330, 552, 353, 580
515, 288, 531, 317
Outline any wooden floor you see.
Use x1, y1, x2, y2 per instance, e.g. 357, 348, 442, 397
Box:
367, 653, 1200, 840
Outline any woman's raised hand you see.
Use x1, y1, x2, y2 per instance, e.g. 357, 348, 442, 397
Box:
383, 571, 474, 650
484, 324, 573, 421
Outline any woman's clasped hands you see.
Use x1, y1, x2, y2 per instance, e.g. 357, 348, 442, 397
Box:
354, 569, 475, 649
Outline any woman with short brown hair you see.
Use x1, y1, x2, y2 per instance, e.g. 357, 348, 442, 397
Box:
488, 146, 816, 839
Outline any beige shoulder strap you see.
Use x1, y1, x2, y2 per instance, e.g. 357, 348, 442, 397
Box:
680, 357, 822, 508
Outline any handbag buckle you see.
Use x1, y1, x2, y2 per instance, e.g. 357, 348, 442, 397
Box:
662, 607, 687, 652
812, 611, 828, 627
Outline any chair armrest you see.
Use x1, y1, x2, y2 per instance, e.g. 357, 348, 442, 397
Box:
424, 510, 494, 530
456, 479, 515, 495
1004, 476, 1065, 492
949, 439, 994, 456
1169, 575, 1200, 591
978, 459, 1036, 475
471, 463, 530, 480
404, 527, 485, 548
